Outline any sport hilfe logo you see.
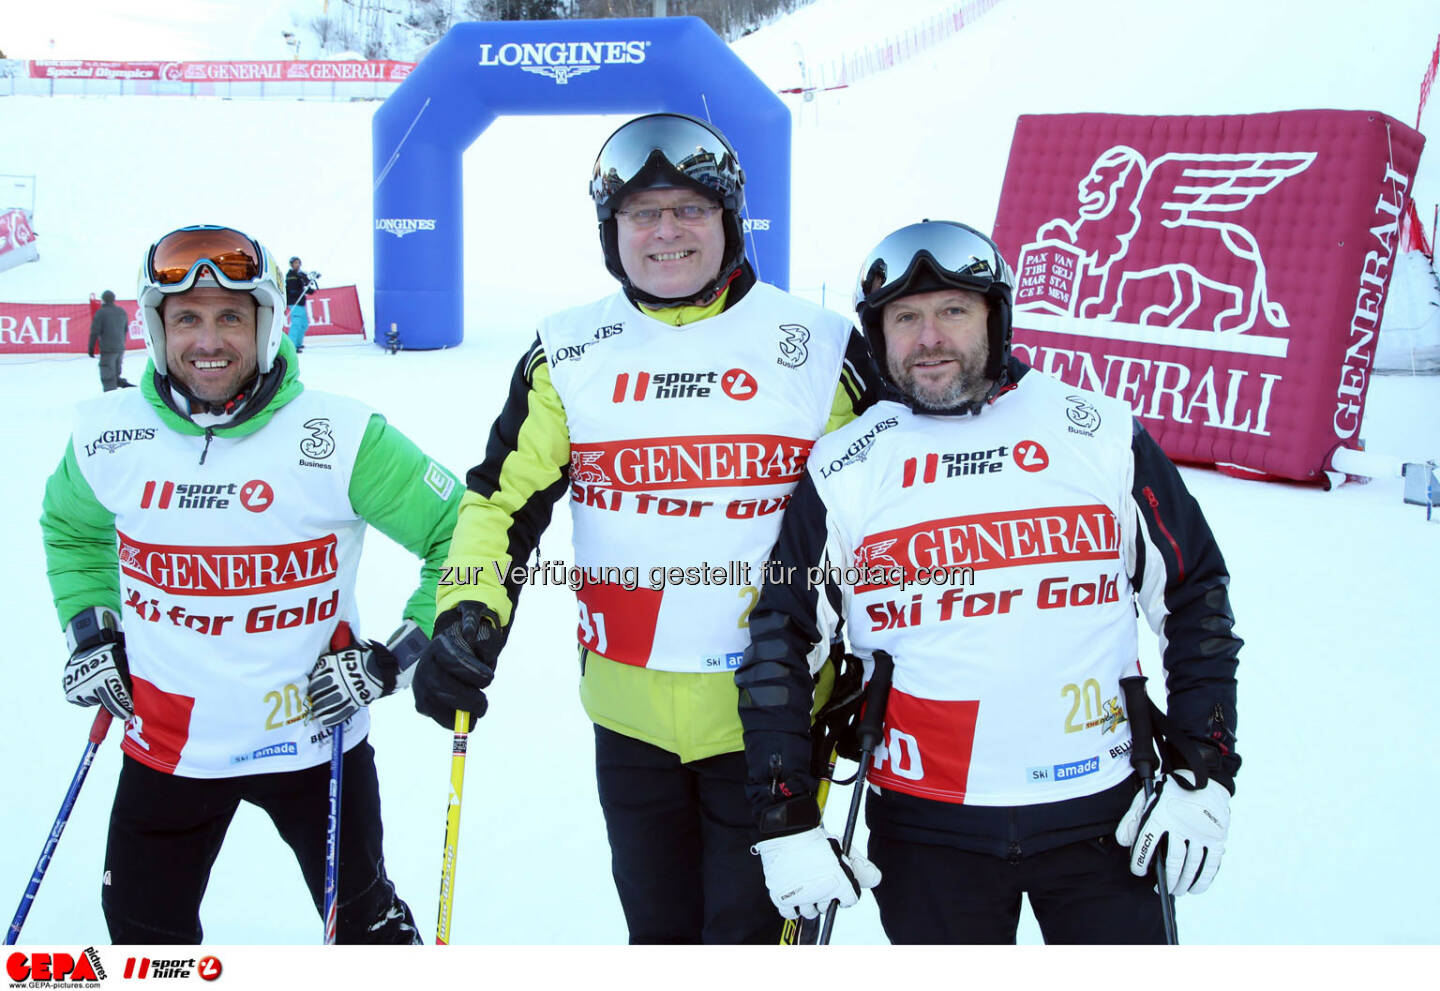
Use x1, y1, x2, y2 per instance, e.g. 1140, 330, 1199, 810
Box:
140, 479, 274, 511
610, 368, 757, 403
121, 954, 222, 980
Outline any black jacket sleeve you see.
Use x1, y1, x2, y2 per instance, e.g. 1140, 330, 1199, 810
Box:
735, 472, 840, 835
1129, 420, 1242, 790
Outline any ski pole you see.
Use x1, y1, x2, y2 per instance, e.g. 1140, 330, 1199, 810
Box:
435, 709, 471, 945
1120, 675, 1179, 945
785, 647, 868, 945
819, 649, 895, 945
322, 621, 353, 946
781, 748, 836, 946
7, 709, 114, 945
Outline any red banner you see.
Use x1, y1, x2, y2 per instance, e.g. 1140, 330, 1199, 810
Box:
28, 60, 166, 79
0, 286, 364, 355
27, 60, 413, 83
992, 111, 1426, 483
286, 285, 367, 338
0, 301, 142, 354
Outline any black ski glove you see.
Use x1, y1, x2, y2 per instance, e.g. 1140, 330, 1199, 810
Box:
412, 601, 504, 731
63, 606, 134, 720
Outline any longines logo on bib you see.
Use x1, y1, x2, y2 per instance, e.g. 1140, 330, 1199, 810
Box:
477, 40, 649, 84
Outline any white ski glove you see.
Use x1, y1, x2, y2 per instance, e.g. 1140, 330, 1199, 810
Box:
753, 826, 881, 920
63, 606, 134, 720
1115, 769, 1230, 895
307, 620, 426, 728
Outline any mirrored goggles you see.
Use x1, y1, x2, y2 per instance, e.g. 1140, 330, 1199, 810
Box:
146, 226, 266, 292
854, 221, 1014, 312
590, 114, 742, 208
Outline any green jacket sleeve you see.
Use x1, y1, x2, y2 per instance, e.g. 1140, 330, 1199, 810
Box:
40, 440, 119, 628
349, 413, 462, 637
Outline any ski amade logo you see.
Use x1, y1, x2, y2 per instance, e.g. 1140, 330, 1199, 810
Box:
5, 949, 106, 987
477, 40, 649, 85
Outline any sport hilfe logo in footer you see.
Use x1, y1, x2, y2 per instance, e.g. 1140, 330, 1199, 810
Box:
5, 949, 105, 987
121, 955, 222, 980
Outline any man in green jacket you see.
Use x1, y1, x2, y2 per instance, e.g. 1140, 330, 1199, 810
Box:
41, 224, 461, 943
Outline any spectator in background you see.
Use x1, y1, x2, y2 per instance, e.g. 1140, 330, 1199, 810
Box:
286, 256, 316, 352
88, 290, 132, 391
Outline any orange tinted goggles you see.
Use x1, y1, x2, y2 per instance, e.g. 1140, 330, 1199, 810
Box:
147, 226, 263, 286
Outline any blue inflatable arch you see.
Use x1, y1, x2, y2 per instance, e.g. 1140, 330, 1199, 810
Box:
372, 17, 791, 350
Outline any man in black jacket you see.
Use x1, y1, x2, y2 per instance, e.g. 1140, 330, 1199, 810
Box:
285, 256, 316, 352
87, 290, 131, 391
737, 221, 1241, 943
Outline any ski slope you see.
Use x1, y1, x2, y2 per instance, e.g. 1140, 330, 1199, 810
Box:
1, 0, 1438, 954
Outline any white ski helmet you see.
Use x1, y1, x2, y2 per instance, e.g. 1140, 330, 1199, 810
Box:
137, 225, 287, 378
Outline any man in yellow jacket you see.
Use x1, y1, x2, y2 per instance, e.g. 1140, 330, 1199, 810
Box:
411, 114, 876, 943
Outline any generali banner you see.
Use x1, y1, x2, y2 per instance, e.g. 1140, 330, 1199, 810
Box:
0, 286, 366, 355
991, 111, 1426, 483
284, 285, 367, 338
27, 60, 414, 82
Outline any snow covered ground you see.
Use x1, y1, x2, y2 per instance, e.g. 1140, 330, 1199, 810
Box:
1, 0, 1438, 956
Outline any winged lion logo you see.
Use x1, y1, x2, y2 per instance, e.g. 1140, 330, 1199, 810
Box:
1017, 145, 1316, 339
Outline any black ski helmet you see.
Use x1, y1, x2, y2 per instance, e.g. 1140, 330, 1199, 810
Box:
854, 220, 1016, 406
590, 113, 747, 304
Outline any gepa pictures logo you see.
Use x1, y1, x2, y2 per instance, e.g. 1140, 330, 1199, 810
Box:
477, 40, 649, 84
6, 948, 105, 985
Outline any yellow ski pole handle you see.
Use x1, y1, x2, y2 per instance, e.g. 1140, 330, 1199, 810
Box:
435, 709, 470, 946
778, 747, 838, 946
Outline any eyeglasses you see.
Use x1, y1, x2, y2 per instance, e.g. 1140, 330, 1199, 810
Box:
854, 221, 1015, 313
614, 204, 722, 228
146, 226, 265, 291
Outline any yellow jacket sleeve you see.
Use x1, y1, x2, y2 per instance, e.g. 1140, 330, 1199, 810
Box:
438, 337, 571, 625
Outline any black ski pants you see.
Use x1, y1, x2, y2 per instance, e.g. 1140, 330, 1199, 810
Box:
869, 831, 1168, 944
102, 739, 418, 944
594, 725, 781, 944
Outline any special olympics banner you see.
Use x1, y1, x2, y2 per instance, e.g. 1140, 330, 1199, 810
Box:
0, 208, 39, 274
992, 111, 1426, 483
27, 60, 413, 83
284, 285, 367, 338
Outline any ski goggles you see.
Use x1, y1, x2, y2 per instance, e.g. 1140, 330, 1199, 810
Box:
854, 221, 1015, 313
145, 225, 267, 293
590, 114, 743, 212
